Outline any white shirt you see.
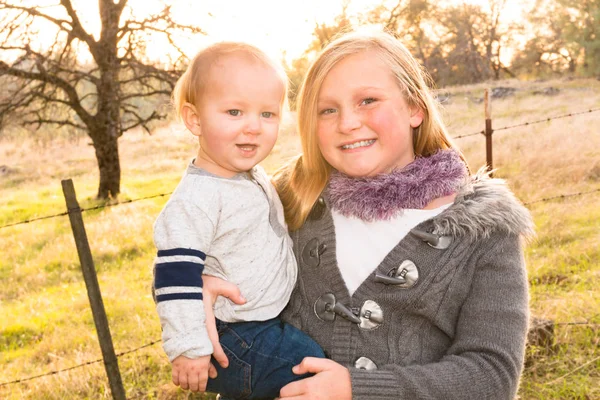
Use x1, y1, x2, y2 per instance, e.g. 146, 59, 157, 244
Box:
332, 205, 450, 296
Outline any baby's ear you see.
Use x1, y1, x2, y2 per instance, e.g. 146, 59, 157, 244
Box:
181, 102, 202, 136
409, 107, 424, 128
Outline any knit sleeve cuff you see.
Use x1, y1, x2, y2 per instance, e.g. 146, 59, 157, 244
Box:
350, 368, 399, 399
162, 329, 213, 362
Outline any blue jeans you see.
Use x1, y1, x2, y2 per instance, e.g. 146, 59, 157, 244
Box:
206, 318, 325, 400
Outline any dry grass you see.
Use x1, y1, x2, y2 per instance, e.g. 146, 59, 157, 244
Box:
1, 77, 599, 399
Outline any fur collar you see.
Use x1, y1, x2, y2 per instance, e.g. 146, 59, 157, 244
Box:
431, 169, 535, 241
322, 154, 534, 241
328, 150, 468, 221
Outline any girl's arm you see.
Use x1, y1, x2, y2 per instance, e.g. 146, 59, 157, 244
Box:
201, 275, 246, 372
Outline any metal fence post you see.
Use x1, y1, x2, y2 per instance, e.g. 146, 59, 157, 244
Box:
61, 179, 126, 400
484, 89, 494, 176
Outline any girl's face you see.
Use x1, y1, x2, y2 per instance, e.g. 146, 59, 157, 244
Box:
316, 50, 423, 177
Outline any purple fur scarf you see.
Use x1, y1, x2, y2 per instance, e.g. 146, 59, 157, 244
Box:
328, 149, 468, 221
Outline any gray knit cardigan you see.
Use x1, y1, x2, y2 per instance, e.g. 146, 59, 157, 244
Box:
281, 173, 534, 400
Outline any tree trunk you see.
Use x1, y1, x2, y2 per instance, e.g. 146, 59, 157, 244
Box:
93, 133, 121, 199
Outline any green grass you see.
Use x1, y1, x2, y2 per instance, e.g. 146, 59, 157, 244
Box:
1, 78, 599, 399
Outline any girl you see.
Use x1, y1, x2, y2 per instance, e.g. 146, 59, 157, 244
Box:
204, 29, 534, 400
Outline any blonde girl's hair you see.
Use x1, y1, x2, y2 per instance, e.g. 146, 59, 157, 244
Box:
172, 42, 289, 119
273, 28, 466, 231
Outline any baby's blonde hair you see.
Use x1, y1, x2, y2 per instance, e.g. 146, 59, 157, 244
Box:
274, 29, 464, 231
172, 42, 289, 119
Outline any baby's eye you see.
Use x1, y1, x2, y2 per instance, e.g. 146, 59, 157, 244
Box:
261, 111, 274, 118
361, 98, 376, 105
227, 110, 241, 116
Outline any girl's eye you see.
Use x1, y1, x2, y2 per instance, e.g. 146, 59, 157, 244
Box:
227, 110, 241, 116
361, 98, 376, 105
261, 111, 273, 118
319, 108, 336, 115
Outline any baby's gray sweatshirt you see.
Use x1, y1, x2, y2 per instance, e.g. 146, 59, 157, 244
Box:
153, 163, 297, 361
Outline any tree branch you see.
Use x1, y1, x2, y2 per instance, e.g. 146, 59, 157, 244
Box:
121, 109, 164, 133
0, 60, 94, 127
59, 0, 96, 50
0, 2, 71, 31
23, 117, 86, 130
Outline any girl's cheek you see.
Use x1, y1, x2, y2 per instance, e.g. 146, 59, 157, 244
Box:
367, 106, 397, 134
316, 122, 332, 144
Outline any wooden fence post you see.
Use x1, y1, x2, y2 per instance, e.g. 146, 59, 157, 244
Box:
61, 179, 126, 400
484, 89, 494, 177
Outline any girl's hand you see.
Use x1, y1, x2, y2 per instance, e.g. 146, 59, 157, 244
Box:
279, 357, 352, 399
202, 275, 246, 374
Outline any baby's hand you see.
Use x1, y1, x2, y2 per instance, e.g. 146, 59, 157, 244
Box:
171, 355, 212, 392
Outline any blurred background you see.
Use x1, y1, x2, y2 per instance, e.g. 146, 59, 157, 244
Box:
1, 1, 599, 399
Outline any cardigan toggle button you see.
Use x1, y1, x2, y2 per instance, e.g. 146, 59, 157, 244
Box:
314, 293, 360, 323
354, 356, 378, 370
302, 238, 328, 268
314, 294, 383, 329
374, 260, 419, 288
411, 229, 452, 249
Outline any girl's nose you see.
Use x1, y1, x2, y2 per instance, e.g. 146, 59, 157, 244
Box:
338, 110, 361, 134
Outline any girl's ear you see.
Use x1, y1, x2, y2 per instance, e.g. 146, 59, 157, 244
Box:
181, 102, 202, 137
409, 107, 424, 128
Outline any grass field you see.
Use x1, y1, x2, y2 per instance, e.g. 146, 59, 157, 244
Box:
1, 77, 599, 399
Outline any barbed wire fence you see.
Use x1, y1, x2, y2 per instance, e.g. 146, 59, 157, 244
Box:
3, 104, 600, 232
1, 100, 599, 397
451, 107, 600, 139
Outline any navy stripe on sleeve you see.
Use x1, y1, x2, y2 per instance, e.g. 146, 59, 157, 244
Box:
156, 292, 204, 302
157, 248, 206, 260
154, 262, 204, 289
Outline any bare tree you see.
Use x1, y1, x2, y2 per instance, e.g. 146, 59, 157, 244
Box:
511, 0, 581, 76
556, 0, 600, 75
364, 0, 436, 74
284, 0, 352, 108
0, 0, 203, 198
484, 0, 507, 79
306, 0, 352, 53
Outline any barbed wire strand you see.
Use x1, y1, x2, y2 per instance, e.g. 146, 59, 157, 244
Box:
2, 314, 598, 389
0, 340, 161, 387
556, 313, 600, 327
495, 107, 600, 133
451, 107, 600, 140
545, 355, 600, 385
80, 192, 172, 213
524, 188, 600, 206
453, 130, 484, 139
0, 192, 172, 230
2, 185, 598, 231
0, 211, 69, 229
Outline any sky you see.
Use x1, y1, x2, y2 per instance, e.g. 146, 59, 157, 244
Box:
134, 0, 531, 63
18, 0, 531, 64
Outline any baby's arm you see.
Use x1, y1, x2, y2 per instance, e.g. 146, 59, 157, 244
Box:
153, 198, 217, 389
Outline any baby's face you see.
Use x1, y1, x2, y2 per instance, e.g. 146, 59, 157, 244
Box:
194, 55, 285, 177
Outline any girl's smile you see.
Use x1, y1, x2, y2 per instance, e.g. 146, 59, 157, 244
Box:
340, 139, 376, 151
